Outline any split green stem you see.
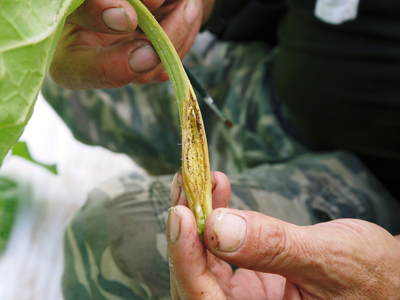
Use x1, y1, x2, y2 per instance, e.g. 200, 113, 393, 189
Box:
128, 0, 212, 234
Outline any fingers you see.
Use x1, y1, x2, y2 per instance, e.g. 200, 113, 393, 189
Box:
50, 36, 152, 89
167, 206, 225, 299
53, 0, 202, 88
211, 172, 231, 209
68, 0, 168, 33
68, 0, 138, 33
157, 0, 203, 59
141, 0, 166, 11
170, 172, 231, 208
229, 270, 288, 300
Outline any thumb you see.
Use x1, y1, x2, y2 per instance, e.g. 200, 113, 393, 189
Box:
203, 208, 331, 285
204, 208, 400, 299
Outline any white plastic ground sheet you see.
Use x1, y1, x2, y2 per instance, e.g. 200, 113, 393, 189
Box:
0, 94, 141, 300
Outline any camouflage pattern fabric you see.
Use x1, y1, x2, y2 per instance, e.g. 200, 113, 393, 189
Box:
42, 33, 400, 299
61, 153, 400, 300
42, 33, 302, 176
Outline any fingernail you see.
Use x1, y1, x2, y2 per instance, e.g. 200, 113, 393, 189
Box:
129, 45, 159, 72
102, 8, 133, 32
167, 208, 181, 243
170, 173, 182, 206
185, 0, 199, 24
213, 212, 246, 252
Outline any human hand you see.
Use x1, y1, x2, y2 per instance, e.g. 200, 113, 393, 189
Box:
168, 172, 400, 299
50, 0, 211, 89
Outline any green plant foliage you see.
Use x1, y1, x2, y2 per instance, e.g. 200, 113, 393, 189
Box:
0, 0, 84, 165
0, 176, 19, 254
12, 141, 58, 174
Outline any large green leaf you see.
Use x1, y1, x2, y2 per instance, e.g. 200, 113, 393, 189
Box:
0, 0, 84, 165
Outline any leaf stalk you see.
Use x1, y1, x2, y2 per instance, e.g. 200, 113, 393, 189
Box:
128, 0, 212, 233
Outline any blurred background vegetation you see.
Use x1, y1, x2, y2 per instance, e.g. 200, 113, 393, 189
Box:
0, 177, 18, 254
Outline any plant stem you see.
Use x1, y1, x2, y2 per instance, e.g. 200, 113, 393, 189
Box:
128, 0, 212, 234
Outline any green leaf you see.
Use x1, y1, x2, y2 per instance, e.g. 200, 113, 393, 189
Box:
12, 141, 58, 175
0, 176, 19, 254
0, 0, 84, 165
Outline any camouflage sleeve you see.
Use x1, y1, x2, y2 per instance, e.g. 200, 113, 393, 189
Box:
41, 77, 182, 175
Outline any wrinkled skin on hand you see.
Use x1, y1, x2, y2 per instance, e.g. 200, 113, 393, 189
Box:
168, 172, 400, 300
51, 0, 213, 89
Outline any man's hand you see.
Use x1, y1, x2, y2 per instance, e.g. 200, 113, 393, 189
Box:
50, 0, 211, 89
168, 172, 400, 299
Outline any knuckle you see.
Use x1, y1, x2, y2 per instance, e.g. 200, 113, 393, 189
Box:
246, 219, 301, 272
258, 223, 289, 267
100, 57, 133, 88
